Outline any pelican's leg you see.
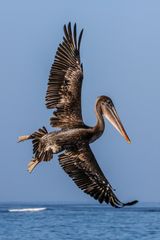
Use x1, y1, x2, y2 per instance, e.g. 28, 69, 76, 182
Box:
18, 135, 31, 142
27, 159, 40, 173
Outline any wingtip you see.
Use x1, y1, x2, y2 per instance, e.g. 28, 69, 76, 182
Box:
78, 28, 84, 51
123, 200, 138, 207
63, 23, 67, 30
63, 24, 68, 35
80, 28, 84, 37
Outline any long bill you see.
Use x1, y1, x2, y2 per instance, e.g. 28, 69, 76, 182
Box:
102, 105, 131, 143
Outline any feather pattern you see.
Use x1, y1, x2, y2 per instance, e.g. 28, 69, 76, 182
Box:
59, 145, 138, 208
45, 22, 84, 129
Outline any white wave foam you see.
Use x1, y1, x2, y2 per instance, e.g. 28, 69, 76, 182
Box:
8, 207, 46, 212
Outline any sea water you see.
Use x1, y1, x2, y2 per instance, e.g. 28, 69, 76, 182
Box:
0, 203, 160, 240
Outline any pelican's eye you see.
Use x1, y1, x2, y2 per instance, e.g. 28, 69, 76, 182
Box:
106, 99, 113, 107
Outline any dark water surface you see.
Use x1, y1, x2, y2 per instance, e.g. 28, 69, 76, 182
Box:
0, 203, 160, 240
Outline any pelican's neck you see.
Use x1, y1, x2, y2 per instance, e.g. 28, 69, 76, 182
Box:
89, 100, 105, 143
93, 101, 105, 134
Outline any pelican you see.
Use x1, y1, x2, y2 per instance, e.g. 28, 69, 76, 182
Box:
19, 23, 138, 208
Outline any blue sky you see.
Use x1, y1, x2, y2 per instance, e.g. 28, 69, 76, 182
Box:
0, 0, 160, 203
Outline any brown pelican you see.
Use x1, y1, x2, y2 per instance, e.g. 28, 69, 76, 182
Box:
18, 23, 138, 208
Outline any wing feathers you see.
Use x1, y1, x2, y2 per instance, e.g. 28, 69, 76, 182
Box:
59, 145, 138, 208
46, 23, 84, 129
78, 29, 83, 51
74, 23, 77, 49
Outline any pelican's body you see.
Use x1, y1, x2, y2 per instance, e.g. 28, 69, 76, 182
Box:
19, 23, 138, 208
40, 128, 92, 152
38, 105, 105, 151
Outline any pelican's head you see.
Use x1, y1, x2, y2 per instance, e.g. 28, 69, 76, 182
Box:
98, 96, 131, 143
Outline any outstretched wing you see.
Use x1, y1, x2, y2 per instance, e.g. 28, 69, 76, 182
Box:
59, 145, 138, 208
45, 22, 84, 129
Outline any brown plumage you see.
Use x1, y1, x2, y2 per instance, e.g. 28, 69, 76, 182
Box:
46, 23, 84, 129
18, 22, 138, 208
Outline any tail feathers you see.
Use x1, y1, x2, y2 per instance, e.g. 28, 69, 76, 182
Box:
28, 159, 40, 173
30, 127, 52, 160
30, 126, 48, 139
19, 127, 53, 172
30, 127, 48, 157
29, 127, 53, 172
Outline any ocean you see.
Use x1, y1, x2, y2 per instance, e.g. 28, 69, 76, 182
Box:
0, 203, 160, 240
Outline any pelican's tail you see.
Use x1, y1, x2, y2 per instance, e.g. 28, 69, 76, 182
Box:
18, 127, 53, 173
